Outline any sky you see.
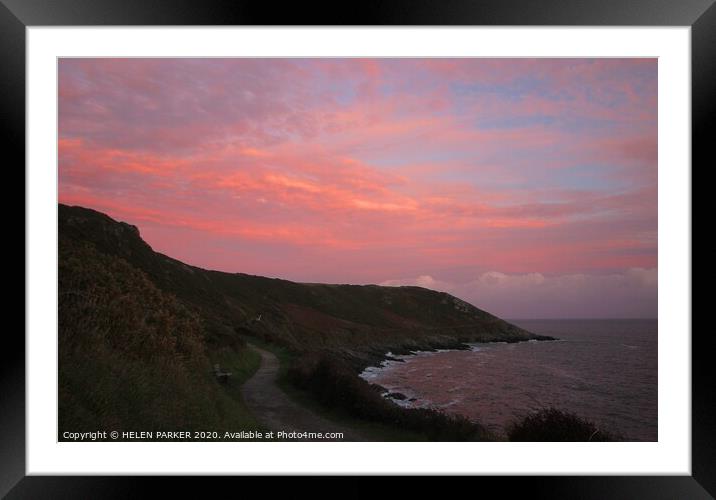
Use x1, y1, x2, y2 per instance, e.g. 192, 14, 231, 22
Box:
58, 58, 657, 319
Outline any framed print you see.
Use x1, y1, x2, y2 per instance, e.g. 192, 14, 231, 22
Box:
5, 0, 713, 495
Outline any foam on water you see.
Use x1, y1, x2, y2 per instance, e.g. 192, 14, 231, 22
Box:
359, 319, 657, 441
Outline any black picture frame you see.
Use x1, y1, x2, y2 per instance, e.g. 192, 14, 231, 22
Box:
5, 0, 712, 495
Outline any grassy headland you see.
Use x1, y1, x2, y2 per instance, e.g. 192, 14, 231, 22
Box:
58, 203, 568, 441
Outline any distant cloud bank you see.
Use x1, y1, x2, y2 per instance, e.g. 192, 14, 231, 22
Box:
380, 268, 657, 319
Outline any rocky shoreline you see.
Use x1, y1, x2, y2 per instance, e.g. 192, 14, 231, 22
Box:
357, 335, 558, 410
345, 333, 557, 374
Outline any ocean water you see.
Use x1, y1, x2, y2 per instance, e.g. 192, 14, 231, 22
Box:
360, 319, 657, 441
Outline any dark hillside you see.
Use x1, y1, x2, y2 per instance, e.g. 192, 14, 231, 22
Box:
59, 204, 552, 368
58, 236, 259, 434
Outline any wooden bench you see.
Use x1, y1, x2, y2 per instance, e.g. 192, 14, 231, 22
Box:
212, 363, 233, 383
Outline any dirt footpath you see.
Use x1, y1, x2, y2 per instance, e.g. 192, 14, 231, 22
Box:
241, 346, 367, 441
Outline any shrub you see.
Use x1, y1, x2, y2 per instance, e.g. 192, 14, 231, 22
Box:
58, 237, 241, 434
506, 407, 619, 441
286, 352, 494, 441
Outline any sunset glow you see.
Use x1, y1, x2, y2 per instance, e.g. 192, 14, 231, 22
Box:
59, 58, 657, 318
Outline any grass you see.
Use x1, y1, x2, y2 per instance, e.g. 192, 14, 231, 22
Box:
212, 345, 263, 386
58, 237, 265, 440
244, 335, 493, 441
285, 351, 495, 441
58, 209, 618, 443
203, 346, 268, 438
277, 376, 430, 442
242, 336, 428, 441
60, 203, 542, 361
245, 336, 622, 442
58, 204, 556, 442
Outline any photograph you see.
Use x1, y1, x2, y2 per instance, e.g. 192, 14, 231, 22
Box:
57, 57, 658, 443
3, 0, 710, 490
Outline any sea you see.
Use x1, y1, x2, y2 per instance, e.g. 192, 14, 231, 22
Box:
359, 319, 657, 441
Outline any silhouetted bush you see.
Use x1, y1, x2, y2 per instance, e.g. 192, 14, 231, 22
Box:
506, 407, 620, 441
286, 353, 494, 441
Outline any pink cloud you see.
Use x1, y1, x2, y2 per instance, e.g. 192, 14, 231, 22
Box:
59, 58, 657, 317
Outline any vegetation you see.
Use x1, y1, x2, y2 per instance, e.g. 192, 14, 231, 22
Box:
58, 203, 582, 442
249, 337, 621, 442
58, 236, 262, 438
58, 203, 551, 372
241, 336, 425, 441
506, 407, 620, 442
285, 352, 495, 441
